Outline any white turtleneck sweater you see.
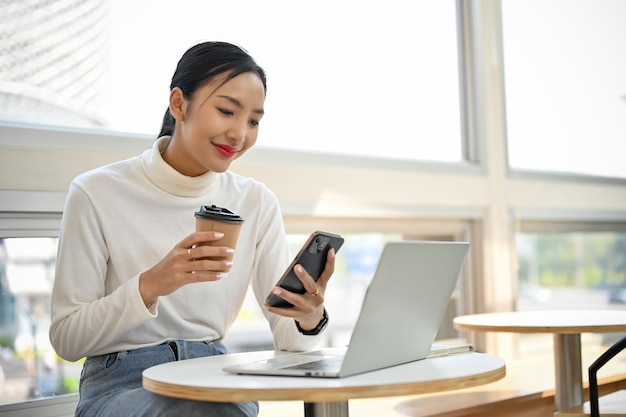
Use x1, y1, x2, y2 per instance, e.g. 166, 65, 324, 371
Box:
49, 137, 323, 362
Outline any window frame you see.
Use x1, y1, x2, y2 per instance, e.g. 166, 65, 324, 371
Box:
2, 0, 626, 414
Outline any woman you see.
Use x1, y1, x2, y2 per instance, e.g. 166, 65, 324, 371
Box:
49, 41, 335, 417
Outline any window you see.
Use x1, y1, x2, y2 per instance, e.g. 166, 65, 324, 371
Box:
0, 238, 79, 403
502, 0, 626, 179
516, 231, 626, 311
3, 0, 625, 413
1, 0, 464, 163
515, 229, 626, 357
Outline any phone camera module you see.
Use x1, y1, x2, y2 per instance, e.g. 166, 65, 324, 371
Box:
309, 236, 329, 253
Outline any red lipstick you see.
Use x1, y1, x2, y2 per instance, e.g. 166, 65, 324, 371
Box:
214, 144, 239, 158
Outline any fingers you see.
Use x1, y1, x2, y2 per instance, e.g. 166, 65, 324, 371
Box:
315, 248, 336, 288
186, 269, 223, 282
178, 231, 235, 281
273, 247, 336, 301
139, 233, 235, 306
187, 245, 234, 262
293, 264, 322, 296
186, 257, 233, 274
182, 231, 235, 272
185, 246, 233, 274
293, 247, 336, 292
180, 230, 227, 251
264, 262, 328, 317
265, 287, 320, 318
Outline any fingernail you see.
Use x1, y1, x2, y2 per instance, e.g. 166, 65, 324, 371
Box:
215, 232, 224, 238
225, 248, 234, 254
215, 273, 223, 280
272, 287, 282, 294
295, 265, 303, 273
225, 261, 233, 267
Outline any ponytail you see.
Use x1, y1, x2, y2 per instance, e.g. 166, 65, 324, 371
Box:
158, 108, 175, 138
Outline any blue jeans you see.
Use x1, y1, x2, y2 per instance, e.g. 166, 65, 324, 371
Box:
75, 340, 258, 417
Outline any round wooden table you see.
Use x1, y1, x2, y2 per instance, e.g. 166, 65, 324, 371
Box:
453, 310, 626, 411
143, 350, 505, 417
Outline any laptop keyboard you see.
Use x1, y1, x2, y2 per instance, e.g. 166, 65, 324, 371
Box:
283, 355, 344, 371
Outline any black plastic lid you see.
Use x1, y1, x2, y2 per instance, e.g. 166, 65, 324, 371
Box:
194, 205, 244, 223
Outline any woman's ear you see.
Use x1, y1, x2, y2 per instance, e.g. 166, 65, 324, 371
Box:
169, 87, 187, 121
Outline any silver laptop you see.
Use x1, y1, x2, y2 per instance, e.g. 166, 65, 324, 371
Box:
223, 240, 470, 378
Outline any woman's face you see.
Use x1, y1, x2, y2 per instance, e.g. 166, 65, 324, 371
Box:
164, 71, 265, 176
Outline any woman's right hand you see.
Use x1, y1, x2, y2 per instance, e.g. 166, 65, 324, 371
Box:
138, 231, 234, 308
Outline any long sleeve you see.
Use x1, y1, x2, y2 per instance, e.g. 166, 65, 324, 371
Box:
248, 189, 327, 352
49, 137, 326, 362
49, 183, 155, 362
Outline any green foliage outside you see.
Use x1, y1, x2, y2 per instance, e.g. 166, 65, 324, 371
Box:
517, 233, 626, 288
62, 376, 79, 394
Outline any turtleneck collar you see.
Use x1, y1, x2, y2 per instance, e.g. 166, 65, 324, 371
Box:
142, 136, 220, 197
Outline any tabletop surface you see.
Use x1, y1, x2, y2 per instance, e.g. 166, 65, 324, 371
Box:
142, 350, 505, 403
453, 310, 626, 334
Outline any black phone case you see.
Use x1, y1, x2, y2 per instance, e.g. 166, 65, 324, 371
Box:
266, 231, 344, 308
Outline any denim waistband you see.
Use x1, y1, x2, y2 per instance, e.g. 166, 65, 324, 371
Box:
162, 340, 179, 360
157, 339, 227, 361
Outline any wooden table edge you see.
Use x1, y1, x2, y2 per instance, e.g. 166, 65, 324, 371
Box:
142, 364, 506, 403
453, 322, 626, 334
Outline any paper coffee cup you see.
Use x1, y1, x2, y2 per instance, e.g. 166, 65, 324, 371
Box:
194, 205, 244, 262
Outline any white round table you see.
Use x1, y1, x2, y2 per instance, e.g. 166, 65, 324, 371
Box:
143, 350, 505, 417
454, 309, 626, 411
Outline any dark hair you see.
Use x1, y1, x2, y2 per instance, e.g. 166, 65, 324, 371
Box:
158, 41, 267, 138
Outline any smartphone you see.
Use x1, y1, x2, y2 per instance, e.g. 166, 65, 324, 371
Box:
266, 231, 344, 308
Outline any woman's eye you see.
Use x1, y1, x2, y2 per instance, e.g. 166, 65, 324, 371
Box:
219, 108, 234, 116
249, 119, 260, 127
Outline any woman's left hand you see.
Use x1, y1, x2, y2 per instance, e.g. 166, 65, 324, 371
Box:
264, 248, 335, 331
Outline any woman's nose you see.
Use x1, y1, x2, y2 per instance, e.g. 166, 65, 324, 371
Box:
226, 120, 247, 143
